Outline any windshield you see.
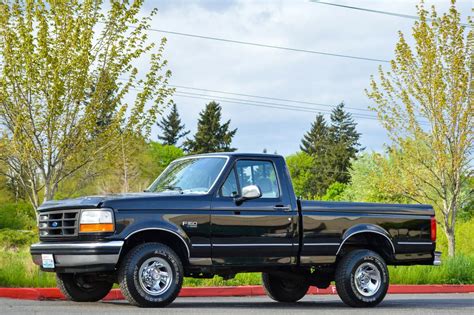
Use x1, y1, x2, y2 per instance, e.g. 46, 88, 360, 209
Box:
147, 157, 227, 194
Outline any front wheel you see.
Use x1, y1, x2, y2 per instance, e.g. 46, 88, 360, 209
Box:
262, 273, 309, 303
118, 242, 183, 307
335, 249, 389, 307
56, 273, 113, 302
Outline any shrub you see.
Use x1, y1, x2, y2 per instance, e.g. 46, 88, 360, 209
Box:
0, 202, 36, 230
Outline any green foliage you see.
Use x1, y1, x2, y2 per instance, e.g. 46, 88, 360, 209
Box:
298, 104, 362, 197
285, 152, 315, 199
321, 182, 347, 201
341, 153, 410, 203
328, 103, 362, 183
0, 0, 174, 208
0, 229, 37, 248
149, 142, 185, 170
366, 1, 472, 256
157, 104, 190, 146
0, 246, 56, 287
389, 254, 474, 285
184, 102, 237, 154
0, 202, 36, 230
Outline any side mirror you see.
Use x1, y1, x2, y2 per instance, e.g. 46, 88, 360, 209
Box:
235, 185, 262, 205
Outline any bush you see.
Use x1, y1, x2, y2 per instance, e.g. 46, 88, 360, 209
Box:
0, 229, 37, 248
0, 202, 36, 230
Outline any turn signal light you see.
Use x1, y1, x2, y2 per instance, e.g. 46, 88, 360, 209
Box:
79, 223, 114, 233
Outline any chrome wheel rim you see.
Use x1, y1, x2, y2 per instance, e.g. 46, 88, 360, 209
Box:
354, 262, 381, 297
138, 257, 173, 296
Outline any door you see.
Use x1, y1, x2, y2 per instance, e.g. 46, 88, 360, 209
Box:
210, 158, 298, 266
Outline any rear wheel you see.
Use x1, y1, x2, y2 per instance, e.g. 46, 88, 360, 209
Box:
262, 273, 309, 303
335, 249, 389, 307
118, 242, 183, 307
56, 273, 113, 302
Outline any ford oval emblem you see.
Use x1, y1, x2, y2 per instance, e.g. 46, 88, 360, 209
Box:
51, 221, 58, 227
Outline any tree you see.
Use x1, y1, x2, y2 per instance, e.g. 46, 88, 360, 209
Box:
366, 1, 473, 256
300, 114, 329, 155
328, 103, 362, 183
157, 103, 189, 146
184, 101, 237, 154
286, 152, 315, 199
0, 1, 174, 209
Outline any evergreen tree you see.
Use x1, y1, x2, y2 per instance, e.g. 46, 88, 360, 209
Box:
184, 102, 237, 154
300, 114, 330, 156
157, 103, 190, 146
328, 102, 362, 183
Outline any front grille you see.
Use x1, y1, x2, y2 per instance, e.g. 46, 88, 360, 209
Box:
39, 209, 80, 237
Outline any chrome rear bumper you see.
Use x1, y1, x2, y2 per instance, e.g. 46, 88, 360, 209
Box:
433, 251, 442, 266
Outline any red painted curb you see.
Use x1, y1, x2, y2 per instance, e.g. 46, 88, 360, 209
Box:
0, 285, 472, 301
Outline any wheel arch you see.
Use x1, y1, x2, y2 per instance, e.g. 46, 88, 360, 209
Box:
119, 228, 191, 266
336, 224, 395, 261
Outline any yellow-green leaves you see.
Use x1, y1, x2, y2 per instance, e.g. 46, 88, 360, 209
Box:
0, 0, 173, 209
366, 1, 472, 256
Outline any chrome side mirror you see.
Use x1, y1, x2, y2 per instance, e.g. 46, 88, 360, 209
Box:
235, 185, 262, 205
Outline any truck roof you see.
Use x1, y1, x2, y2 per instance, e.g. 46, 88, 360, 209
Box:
189, 152, 284, 159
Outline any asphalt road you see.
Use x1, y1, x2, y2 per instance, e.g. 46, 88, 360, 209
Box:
1, 294, 473, 315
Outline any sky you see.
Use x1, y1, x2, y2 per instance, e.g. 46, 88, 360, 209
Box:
131, 0, 472, 156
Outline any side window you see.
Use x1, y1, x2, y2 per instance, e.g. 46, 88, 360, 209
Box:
236, 160, 280, 198
220, 168, 239, 197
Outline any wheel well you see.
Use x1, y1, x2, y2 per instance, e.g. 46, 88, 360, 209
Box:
336, 232, 394, 263
119, 230, 190, 266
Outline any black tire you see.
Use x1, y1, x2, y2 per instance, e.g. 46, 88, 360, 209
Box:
56, 273, 113, 302
335, 249, 389, 307
262, 272, 309, 303
118, 242, 183, 307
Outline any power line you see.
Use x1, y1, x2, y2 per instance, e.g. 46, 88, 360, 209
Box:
310, 0, 471, 28
125, 80, 430, 124
168, 84, 374, 113
119, 78, 374, 113
174, 90, 378, 118
127, 25, 390, 63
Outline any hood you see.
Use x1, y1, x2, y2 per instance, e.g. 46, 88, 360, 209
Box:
37, 192, 180, 212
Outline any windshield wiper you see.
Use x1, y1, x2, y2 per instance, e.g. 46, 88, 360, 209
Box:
163, 185, 183, 193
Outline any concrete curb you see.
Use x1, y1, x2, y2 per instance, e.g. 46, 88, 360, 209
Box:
0, 285, 473, 301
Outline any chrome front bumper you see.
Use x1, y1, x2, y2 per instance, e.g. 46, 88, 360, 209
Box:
30, 241, 124, 270
433, 251, 442, 266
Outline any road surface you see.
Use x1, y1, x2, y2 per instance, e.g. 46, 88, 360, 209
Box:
1, 294, 472, 314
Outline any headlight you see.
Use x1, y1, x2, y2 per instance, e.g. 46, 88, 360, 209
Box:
79, 209, 114, 233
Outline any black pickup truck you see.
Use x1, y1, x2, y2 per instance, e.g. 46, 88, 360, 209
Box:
30, 153, 440, 308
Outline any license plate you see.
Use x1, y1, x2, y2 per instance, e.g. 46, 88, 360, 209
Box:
41, 254, 55, 269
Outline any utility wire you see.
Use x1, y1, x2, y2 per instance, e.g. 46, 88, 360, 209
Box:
169, 84, 374, 113
127, 25, 390, 63
310, 0, 471, 28
119, 78, 374, 113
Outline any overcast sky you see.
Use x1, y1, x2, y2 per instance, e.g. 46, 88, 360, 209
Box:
133, 0, 472, 156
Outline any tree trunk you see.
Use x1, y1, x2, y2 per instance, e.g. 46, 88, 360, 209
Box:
446, 228, 455, 257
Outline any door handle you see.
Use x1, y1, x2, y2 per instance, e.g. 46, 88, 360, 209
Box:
273, 205, 291, 211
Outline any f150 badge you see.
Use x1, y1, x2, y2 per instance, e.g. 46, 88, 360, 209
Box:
182, 221, 198, 228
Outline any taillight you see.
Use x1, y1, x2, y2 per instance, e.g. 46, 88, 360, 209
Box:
430, 216, 437, 242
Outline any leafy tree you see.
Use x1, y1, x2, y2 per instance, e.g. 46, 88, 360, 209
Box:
0, 1, 174, 209
286, 152, 315, 199
157, 103, 189, 146
184, 101, 237, 154
148, 142, 184, 172
366, 1, 472, 256
321, 182, 347, 201
328, 103, 362, 183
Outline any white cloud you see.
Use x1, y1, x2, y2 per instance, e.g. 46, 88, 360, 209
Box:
134, 0, 472, 155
